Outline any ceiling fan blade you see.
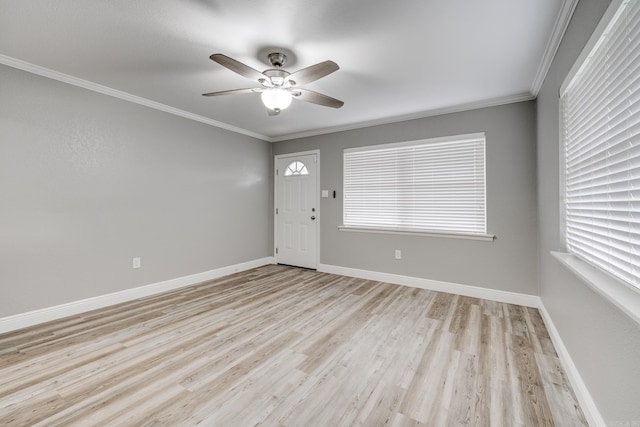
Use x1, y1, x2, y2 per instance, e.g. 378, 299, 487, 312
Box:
267, 108, 281, 116
294, 88, 344, 108
209, 54, 265, 81
202, 88, 263, 97
288, 61, 339, 86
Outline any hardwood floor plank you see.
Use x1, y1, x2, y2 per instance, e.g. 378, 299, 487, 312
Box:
0, 265, 588, 426
446, 351, 480, 426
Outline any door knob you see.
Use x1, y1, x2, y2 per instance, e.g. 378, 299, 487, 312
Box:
310, 216, 316, 220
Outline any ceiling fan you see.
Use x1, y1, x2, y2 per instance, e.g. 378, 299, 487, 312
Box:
202, 52, 344, 116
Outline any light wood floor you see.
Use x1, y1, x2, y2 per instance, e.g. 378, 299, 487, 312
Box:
0, 265, 587, 426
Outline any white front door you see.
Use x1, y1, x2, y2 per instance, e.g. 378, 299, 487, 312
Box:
275, 152, 318, 269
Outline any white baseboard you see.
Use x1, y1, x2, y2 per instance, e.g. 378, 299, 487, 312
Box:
537, 304, 606, 427
318, 263, 540, 307
0, 257, 274, 334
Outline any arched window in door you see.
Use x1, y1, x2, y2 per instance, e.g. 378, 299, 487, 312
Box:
284, 161, 309, 176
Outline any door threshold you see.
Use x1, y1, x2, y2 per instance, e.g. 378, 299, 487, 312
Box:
277, 263, 317, 271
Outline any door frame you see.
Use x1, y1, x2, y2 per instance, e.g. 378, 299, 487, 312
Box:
274, 149, 321, 269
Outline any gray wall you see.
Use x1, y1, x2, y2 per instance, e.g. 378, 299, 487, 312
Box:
274, 101, 538, 295
0, 64, 272, 317
537, 0, 640, 423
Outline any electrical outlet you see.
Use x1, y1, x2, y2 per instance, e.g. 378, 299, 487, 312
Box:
395, 250, 401, 260
133, 257, 141, 269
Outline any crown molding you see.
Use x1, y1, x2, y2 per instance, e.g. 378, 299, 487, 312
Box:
1, 54, 538, 144
530, 0, 580, 96
0, 54, 270, 141
269, 93, 535, 142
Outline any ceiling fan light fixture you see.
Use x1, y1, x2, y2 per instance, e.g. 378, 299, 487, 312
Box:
261, 88, 292, 110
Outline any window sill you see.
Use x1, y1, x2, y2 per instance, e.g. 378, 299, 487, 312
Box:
551, 251, 640, 326
338, 226, 495, 241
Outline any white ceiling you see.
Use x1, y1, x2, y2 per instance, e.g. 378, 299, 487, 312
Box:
0, 0, 571, 141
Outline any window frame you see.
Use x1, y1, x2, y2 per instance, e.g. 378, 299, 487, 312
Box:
556, 0, 640, 325
339, 133, 494, 242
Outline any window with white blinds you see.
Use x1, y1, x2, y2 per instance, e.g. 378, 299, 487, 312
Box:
561, 0, 640, 290
343, 133, 487, 236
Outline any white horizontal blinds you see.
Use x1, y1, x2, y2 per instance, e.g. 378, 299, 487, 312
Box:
343, 134, 486, 234
562, 0, 640, 289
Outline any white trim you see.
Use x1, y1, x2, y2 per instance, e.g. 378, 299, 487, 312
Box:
270, 93, 535, 142
530, 0, 580, 96
0, 54, 269, 142
0, 257, 274, 334
537, 303, 607, 427
551, 252, 640, 326
0, 54, 535, 144
558, 97, 568, 251
338, 226, 495, 242
274, 150, 321, 269
559, 0, 626, 96
317, 264, 538, 307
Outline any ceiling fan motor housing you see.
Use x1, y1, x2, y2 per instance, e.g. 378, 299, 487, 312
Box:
263, 68, 291, 86
267, 52, 287, 68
